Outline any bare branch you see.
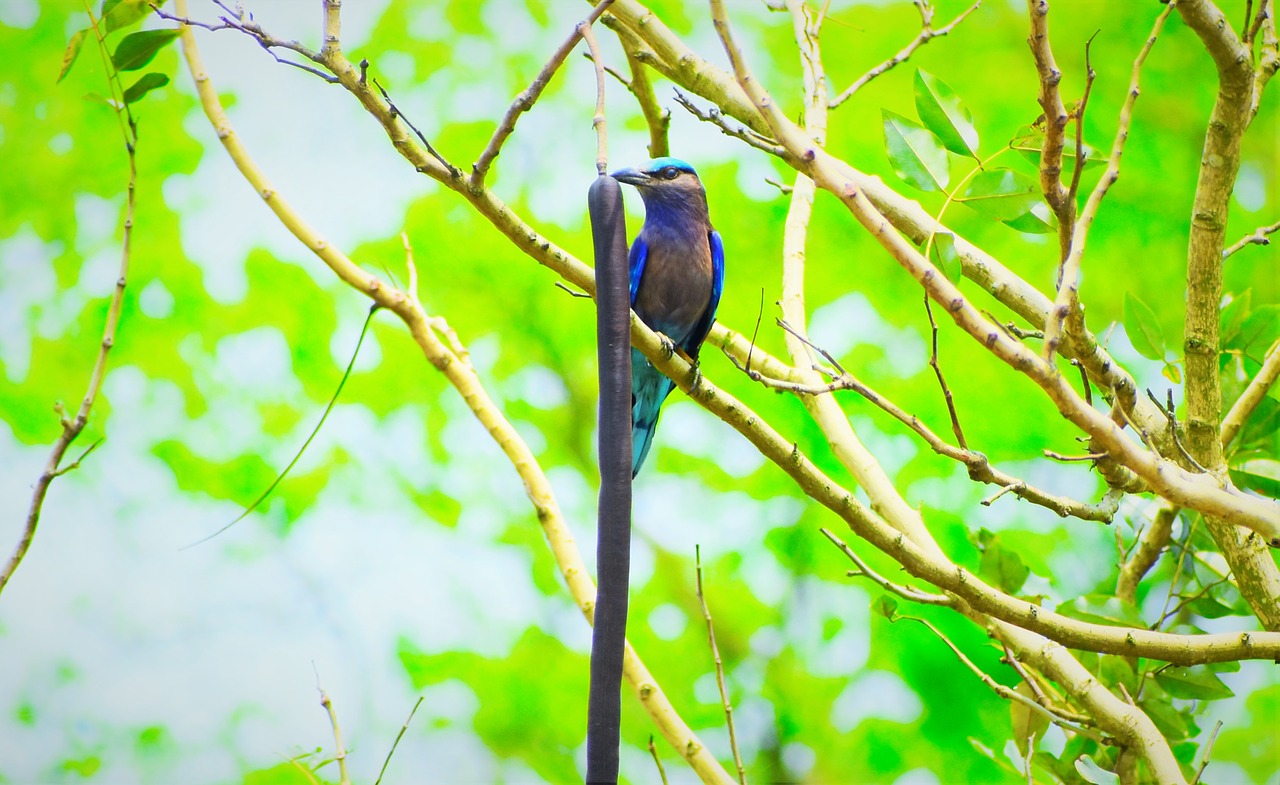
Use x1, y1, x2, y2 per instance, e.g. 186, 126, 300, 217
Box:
3, 8, 137, 598
374, 696, 424, 785
695, 547, 746, 785
470, 0, 615, 190
674, 89, 786, 157
1117, 505, 1178, 604
625, 51, 671, 158
821, 529, 952, 605
829, 1, 981, 108
1042, 4, 1175, 362
313, 669, 351, 785
1190, 721, 1224, 785
900, 613, 1107, 745
1222, 218, 1280, 258
923, 294, 968, 449
1222, 338, 1280, 447
579, 20, 609, 174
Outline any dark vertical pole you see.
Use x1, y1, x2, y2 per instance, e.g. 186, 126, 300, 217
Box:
585, 174, 632, 784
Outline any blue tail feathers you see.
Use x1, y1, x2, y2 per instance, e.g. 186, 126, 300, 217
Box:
631, 349, 676, 477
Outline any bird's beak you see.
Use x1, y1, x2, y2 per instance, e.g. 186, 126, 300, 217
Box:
610, 166, 650, 186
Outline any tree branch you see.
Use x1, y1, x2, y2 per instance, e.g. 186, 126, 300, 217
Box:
829, 0, 981, 108
174, 12, 733, 781
470, 0, 615, 191
2, 5, 137, 599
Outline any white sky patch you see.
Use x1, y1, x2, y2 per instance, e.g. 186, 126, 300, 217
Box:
503, 364, 569, 409
810, 291, 929, 375
0, 227, 59, 382
0, 0, 37, 27
649, 603, 689, 641
830, 670, 924, 732
1234, 162, 1268, 212
138, 278, 175, 319
661, 399, 767, 477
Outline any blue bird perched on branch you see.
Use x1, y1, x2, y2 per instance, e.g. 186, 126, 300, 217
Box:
611, 157, 725, 477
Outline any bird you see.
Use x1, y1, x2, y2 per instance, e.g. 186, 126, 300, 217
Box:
610, 157, 724, 477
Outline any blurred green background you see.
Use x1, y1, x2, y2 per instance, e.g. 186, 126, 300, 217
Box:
0, 0, 1276, 783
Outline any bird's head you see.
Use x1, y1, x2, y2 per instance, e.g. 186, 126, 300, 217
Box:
610, 157, 706, 208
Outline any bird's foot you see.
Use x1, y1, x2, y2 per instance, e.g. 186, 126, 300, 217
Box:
656, 332, 677, 359
687, 360, 703, 392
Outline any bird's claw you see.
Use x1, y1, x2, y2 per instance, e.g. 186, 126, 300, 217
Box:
657, 332, 677, 358
688, 360, 703, 391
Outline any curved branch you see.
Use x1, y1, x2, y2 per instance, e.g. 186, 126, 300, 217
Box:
175, 11, 733, 782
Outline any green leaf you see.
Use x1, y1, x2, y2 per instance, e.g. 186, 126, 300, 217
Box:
1220, 290, 1252, 348
122, 72, 170, 104
1162, 362, 1182, 384
1010, 124, 1104, 174
1057, 594, 1146, 627
1141, 685, 1196, 740
928, 232, 962, 283
1002, 201, 1057, 234
83, 92, 123, 110
873, 594, 900, 621
1155, 666, 1235, 700
957, 168, 1042, 221
1238, 396, 1280, 447
882, 109, 949, 192
1074, 754, 1119, 785
104, 0, 161, 33
1229, 458, 1280, 497
979, 540, 1029, 594
914, 70, 978, 156
111, 28, 181, 72
1124, 292, 1166, 361
58, 29, 89, 83
1226, 304, 1280, 356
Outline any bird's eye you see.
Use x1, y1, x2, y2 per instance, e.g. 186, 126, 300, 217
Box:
662, 166, 679, 180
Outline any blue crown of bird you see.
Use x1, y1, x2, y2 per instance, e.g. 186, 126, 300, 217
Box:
611, 157, 725, 477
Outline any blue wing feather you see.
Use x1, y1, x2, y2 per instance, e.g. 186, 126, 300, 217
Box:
628, 235, 648, 305
682, 229, 725, 358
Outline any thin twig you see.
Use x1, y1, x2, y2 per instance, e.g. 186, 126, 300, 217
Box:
153, 8, 337, 81
313, 668, 351, 785
374, 696, 424, 785
579, 20, 609, 174
901, 614, 1108, 744
673, 89, 786, 157
1071, 359, 1093, 406
829, 0, 981, 108
1042, 3, 1175, 363
3, 4, 137, 599
555, 280, 593, 298
1066, 31, 1100, 207
470, 0, 615, 189
732, 322, 1120, 522
1222, 338, 1280, 447
695, 546, 746, 785
821, 529, 953, 605
1189, 721, 1224, 785
1043, 450, 1106, 462
648, 735, 670, 785
1222, 218, 1280, 258
923, 294, 967, 449
1153, 516, 1199, 632
370, 74, 459, 177
625, 51, 670, 158
1146, 388, 1208, 473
